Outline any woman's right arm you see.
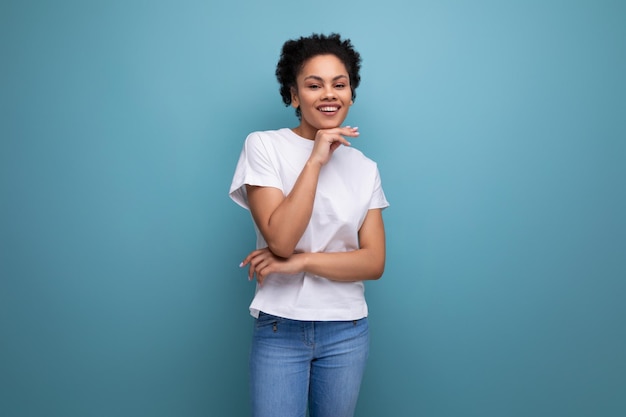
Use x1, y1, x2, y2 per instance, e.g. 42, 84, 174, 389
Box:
246, 126, 359, 258
246, 159, 321, 258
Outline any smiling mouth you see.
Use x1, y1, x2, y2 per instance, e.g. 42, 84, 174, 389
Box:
318, 106, 340, 113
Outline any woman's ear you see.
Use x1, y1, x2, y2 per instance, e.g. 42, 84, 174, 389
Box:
290, 87, 299, 109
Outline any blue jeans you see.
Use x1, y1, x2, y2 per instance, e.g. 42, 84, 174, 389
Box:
249, 312, 370, 417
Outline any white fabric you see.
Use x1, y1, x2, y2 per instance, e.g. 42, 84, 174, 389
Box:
229, 128, 389, 321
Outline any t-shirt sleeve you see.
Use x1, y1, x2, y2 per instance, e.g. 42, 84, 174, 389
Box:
229, 132, 283, 210
369, 166, 390, 210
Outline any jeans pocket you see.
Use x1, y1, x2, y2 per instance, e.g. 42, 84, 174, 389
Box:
255, 312, 281, 332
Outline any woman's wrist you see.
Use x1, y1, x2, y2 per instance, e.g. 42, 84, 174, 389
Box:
305, 158, 324, 170
293, 252, 309, 274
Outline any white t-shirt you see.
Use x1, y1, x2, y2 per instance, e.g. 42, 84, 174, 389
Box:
229, 128, 389, 321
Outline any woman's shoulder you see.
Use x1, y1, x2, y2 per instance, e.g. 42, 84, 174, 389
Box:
245, 128, 312, 153
245, 128, 290, 141
243, 128, 289, 148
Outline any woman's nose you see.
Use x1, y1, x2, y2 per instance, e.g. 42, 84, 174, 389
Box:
322, 86, 336, 99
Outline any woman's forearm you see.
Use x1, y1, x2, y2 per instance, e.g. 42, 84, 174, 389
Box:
299, 248, 385, 282
242, 208, 386, 284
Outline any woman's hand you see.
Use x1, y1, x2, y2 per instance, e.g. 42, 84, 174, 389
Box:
308, 126, 359, 166
240, 248, 304, 286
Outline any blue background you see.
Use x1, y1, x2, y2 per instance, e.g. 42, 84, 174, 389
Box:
2, 1, 625, 416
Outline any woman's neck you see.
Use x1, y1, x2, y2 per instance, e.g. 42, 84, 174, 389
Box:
291, 125, 316, 140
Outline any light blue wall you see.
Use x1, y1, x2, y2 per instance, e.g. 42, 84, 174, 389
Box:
2, 1, 625, 416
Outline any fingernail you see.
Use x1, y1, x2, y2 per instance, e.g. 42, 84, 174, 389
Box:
239, 262, 244, 267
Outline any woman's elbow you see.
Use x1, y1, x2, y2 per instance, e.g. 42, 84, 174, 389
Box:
368, 259, 385, 280
371, 268, 384, 280
267, 242, 295, 259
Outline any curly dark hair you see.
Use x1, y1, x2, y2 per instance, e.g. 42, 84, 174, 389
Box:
276, 33, 362, 118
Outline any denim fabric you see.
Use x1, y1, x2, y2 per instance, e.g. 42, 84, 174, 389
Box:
249, 312, 369, 417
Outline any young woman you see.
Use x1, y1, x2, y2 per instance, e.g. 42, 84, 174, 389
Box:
229, 33, 389, 417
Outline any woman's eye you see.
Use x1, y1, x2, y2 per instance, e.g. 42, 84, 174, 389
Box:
308, 85, 320, 90
335, 84, 346, 89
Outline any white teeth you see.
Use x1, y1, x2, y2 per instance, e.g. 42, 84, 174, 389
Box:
319, 106, 339, 112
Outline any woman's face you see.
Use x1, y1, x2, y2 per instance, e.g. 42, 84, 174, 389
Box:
291, 54, 353, 139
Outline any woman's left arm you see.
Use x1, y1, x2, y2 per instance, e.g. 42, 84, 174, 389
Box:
241, 208, 386, 284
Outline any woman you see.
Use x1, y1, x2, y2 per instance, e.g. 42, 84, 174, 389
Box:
229, 33, 389, 417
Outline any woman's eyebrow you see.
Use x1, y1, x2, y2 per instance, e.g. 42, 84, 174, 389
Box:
303, 74, 349, 82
